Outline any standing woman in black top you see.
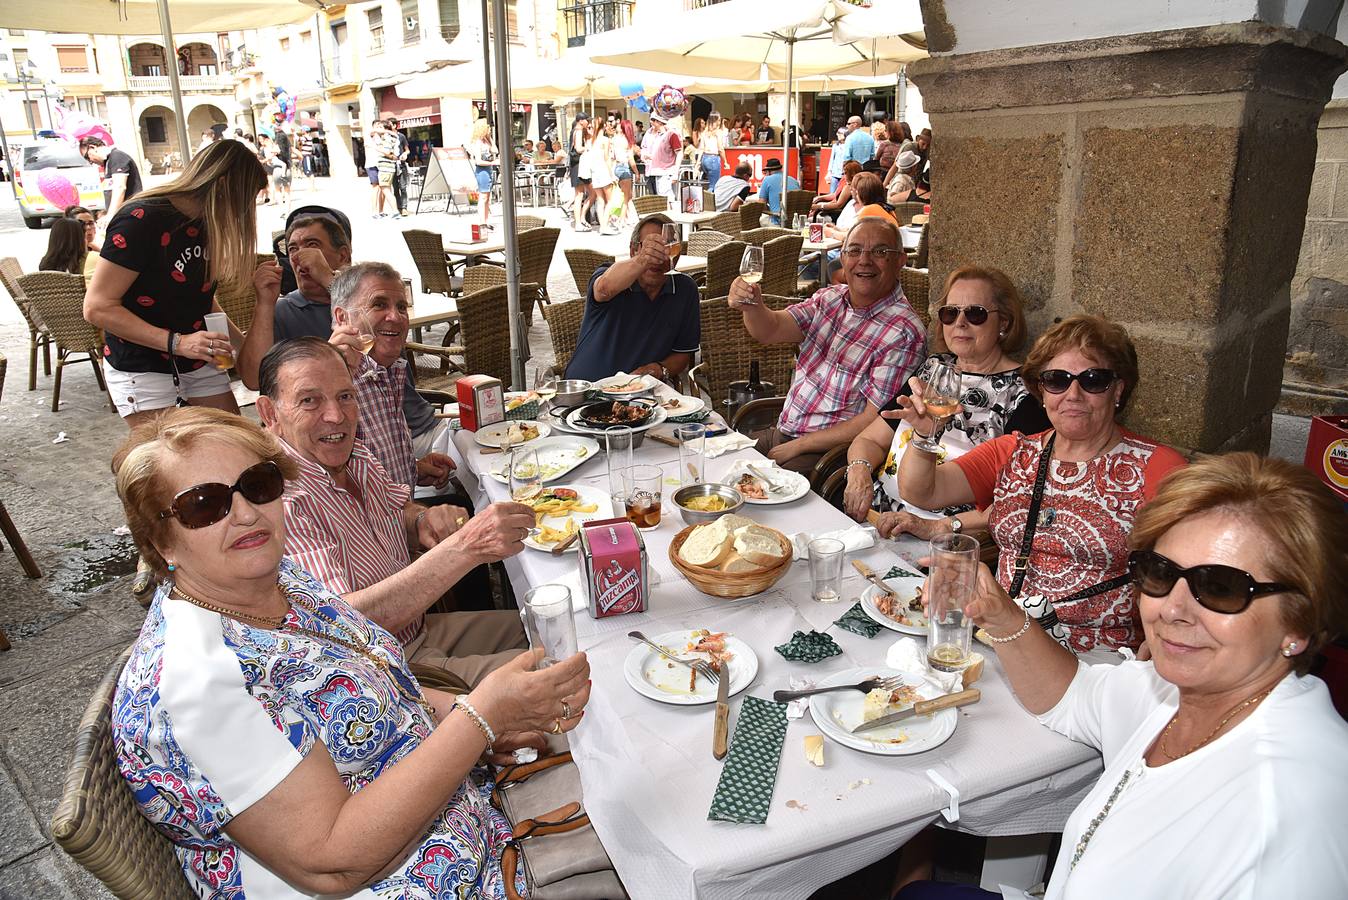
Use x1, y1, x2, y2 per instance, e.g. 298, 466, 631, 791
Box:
85, 139, 269, 430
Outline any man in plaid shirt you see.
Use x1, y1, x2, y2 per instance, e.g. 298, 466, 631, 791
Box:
728, 217, 926, 474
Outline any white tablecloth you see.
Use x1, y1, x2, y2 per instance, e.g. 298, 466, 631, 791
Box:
448, 421, 1102, 900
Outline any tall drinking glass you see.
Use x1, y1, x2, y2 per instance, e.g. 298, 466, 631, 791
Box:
662, 222, 682, 275
911, 360, 963, 455
675, 423, 706, 485
808, 537, 845, 603
605, 425, 634, 510
509, 447, 543, 503
202, 312, 235, 370
521, 584, 578, 668
926, 533, 980, 672
624, 464, 663, 530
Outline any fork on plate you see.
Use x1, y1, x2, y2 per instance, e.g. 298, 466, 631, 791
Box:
629, 631, 720, 684
746, 463, 795, 495
771, 674, 906, 703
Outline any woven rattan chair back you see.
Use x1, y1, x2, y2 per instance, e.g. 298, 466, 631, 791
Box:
695, 294, 797, 408
703, 240, 746, 300
458, 284, 513, 383
702, 190, 716, 212
783, 190, 815, 226
515, 214, 546, 232
686, 230, 732, 258
214, 254, 271, 333
0, 257, 36, 328
912, 224, 929, 269
564, 249, 614, 297
741, 226, 794, 247
896, 201, 926, 226
516, 227, 561, 324
402, 229, 454, 296
900, 267, 931, 330
738, 200, 768, 233
461, 264, 507, 296
542, 299, 586, 373
52, 646, 196, 899
761, 234, 804, 298
1, 256, 54, 391
704, 210, 741, 237
18, 272, 96, 351
633, 195, 669, 216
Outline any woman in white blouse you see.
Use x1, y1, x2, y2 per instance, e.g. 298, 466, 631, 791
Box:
896, 452, 1348, 899
697, 112, 729, 191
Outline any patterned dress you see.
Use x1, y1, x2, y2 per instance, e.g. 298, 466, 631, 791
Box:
112, 559, 523, 899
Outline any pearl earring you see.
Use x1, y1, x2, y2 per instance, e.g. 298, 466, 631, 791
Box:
1282, 642, 1297, 657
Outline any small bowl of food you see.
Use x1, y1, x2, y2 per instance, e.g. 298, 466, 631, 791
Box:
673, 483, 745, 525
548, 379, 591, 407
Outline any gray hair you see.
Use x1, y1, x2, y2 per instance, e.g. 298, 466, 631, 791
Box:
258, 336, 346, 400
329, 261, 404, 314
630, 213, 672, 250
843, 216, 904, 253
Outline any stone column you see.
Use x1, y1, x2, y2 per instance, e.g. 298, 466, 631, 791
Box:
909, 22, 1347, 454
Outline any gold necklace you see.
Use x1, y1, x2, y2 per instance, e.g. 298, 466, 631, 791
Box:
170, 584, 289, 629
1158, 687, 1274, 760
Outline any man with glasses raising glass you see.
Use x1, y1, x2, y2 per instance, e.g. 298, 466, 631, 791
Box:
727, 217, 926, 474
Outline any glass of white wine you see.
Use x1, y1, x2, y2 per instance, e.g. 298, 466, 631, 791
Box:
739, 245, 764, 288
662, 222, 682, 276
510, 447, 543, 504
911, 359, 963, 454
355, 312, 378, 355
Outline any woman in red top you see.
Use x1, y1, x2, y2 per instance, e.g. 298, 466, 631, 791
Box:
896, 315, 1186, 652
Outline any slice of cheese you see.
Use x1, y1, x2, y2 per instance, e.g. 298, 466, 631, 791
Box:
862, 688, 893, 722
804, 735, 825, 767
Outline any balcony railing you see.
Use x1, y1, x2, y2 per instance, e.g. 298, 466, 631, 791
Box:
562, 0, 634, 48
128, 73, 235, 92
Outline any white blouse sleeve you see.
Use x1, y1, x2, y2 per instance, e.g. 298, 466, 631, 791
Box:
1037, 660, 1170, 758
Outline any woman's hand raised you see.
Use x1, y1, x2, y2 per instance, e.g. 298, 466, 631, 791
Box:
962, 563, 1028, 639
469, 649, 591, 740
879, 376, 939, 437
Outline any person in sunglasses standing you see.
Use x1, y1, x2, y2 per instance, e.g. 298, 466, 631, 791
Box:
895, 453, 1348, 900
897, 315, 1186, 653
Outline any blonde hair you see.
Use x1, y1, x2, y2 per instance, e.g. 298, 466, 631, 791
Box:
871, 121, 886, 139
471, 118, 491, 143
135, 140, 266, 287
1130, 453, 1347, 675
1021, 315, 1139, 414
114, 407, 298, 577
930, 265, 1028, 354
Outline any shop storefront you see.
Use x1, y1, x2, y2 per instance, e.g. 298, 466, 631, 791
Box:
379, 87, 443, 167
472, 100, 532, 147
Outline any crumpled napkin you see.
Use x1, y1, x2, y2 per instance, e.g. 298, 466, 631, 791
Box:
886, 636, 963, 692
774, 630, 842, 663
721, 458, 802, 491
705, 432, 757, 458
789, 524, 877, 561
834, 602, 883, 638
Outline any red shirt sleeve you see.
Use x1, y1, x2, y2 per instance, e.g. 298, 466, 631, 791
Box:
1141, 443, 1188, 501
952, 433, 1019, 510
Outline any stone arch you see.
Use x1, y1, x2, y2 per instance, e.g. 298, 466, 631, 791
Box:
176, 41, 219, 76
138, 104, 182, 173
127, 41, 167, 77
188, 103, 228, 143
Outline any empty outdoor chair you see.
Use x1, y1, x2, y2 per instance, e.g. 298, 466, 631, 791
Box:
633, 195, 669, 216
542, 299, 586, 374
517, 226, 561, 326
703, 240, 747, 300
686, 229, 732, 257
896, 201, 926, 226
0, 257, 52, 391
702, 210, 741, 237
702, 190, 716, 212
17, 271, 110, 413
564, 249, 614, 297
691, 294, 797, 414
784, 189, 815, 226
738, 200, 768, 233
741, 226, 795, 247
401, 229, 456, 297
515, 214, 546, 231
760, 234, 804, 298
405, 283, 515, 396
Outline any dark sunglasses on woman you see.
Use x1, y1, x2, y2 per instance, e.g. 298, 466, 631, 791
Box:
1038, 368, 1117, 394
936, 304, 992, 326
157, 460, 286, 529
1127, 549, 1294, 614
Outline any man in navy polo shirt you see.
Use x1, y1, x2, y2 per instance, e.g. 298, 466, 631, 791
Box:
564, 213, 701, 383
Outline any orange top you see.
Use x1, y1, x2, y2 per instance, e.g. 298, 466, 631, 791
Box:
857, 204, 898, 226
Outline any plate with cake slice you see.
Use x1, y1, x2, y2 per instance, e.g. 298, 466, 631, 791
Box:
808, 666, 959, 755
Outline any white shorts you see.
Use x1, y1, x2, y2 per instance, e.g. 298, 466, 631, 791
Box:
104, 361, 232, 418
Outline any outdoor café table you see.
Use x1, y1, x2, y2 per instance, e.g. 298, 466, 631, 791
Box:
406, 293, 458, 343
802, 236, 842, 275
445, 422, 1103, 900
443, 234, 507, 266
900, 224, 924, 252
667, 208, 721, 238
676, 254, 707, 276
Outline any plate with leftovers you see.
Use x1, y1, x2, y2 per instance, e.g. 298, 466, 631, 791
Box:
658, 394, 706, 418
860, 574, 929, 636
562, 403, 668, 435
519, 484, 612, 553
809, 666, 958, 755
595, 373, 658, 398
623, 629, 759, 705
486, 437, 601, 485
504, 391, 542, 412
722, 466, 810, 505
474, 419, 551, 449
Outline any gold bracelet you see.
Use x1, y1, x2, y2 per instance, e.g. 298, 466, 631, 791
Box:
985, 607, 1031, 644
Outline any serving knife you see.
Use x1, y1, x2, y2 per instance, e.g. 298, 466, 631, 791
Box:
850, 688, 981, 734
712, 661, 730, 760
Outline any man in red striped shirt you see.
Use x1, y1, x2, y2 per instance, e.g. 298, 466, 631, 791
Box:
256, 337, 534, 689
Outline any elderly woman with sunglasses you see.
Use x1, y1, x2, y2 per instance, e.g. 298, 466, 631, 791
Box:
897, 315, 1186, 653
896, 454, 1348, 900
843, 265, 1049, 539
111, 408, 589, 899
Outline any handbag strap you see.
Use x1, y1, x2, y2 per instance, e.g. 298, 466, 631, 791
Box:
1008, 431, 1056, 599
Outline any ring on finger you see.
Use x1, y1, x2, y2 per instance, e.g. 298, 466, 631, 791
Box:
550, 718, 563, 735
561, 700, 572, 720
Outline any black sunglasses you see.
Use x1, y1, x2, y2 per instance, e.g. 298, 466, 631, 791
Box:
936, 305, 992, 327
1038, 368, 1117, 394
157, 460, 286, 529
1127, 549, 1294, 615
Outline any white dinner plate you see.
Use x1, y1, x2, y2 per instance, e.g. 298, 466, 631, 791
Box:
474, 419, 551, 449
809, 666, 958, 756
861, 574, 930, 636
721, 467, 810, 505
563, 404, 669, 436
521, 484, 613, 553
658, 394, 706, 418
623, 630, 759, 705
595, 374, 657, 398
486, 436, 601, 484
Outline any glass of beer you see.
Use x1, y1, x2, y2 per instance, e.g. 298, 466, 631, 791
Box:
662, 222, 681, 275
911, 359, 963, 454
623, 465, 663, 530
202, 312, 234, 370
926, 533, 980, 672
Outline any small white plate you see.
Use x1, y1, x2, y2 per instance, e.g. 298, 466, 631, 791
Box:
722, 467, 810, 505
623, 630, 759, 705
521, 484, 613, 553
809, 666, 957, 756
474, 419, 551, 449
861, 575, 929, 636
486, 436, 601, 484
659, 394, 706, 418
595, 374, 657, 398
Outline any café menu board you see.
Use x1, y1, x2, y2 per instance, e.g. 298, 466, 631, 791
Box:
828, 94, 848, 138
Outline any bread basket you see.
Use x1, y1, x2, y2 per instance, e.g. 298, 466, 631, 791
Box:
668, 524, 794, 599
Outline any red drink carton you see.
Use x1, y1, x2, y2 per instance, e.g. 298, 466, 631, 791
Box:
578, 517, 649, 618
470, 223, 483, 242
1304, 415, 1348, 502
808, 223, 825, 242
456, 374, 504, 432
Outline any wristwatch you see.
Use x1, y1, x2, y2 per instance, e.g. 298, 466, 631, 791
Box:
947, 515, 963, 534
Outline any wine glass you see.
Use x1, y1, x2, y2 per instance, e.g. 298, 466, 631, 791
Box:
509, 447, 543, 504
661, 222, 681, 276
532, 367, 557, 404
911, 360, 963, 454
355, 312, 378, 355
739, 245, 764, 288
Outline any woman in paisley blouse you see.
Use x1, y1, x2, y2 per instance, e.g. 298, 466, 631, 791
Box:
897, 315, 1186, 653
111, 408, 590, 899
843, 265, 1050, 540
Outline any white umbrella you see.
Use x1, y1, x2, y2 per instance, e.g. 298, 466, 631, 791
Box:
397, 54, 694, 104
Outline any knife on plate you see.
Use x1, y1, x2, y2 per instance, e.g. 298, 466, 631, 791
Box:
712, 663, 730, 760
850, 688, 981, 734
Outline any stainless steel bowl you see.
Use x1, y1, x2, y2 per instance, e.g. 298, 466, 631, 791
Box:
548, 379, 591, 407
673, 483, 746, 526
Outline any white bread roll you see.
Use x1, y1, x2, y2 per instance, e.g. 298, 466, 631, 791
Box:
720, 513, 756, 533
719, 555, 763, 574
732, 524, 786, 567
679, 521, 734, 567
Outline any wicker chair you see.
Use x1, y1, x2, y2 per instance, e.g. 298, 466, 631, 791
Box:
900, 267, 932, 330
52, 646, 195, 899
761, 234, 804, 299
633, 195, 669, 216
738, 200, 768, 233
564, 249, 614, 298
784, 190, 815, 227
214, 253, 272, 334
691, 294, 797, 412
703, 210, 742, 237
542, 299, 586, 374
742, 226, 795, 247
0, 351, 40, 597
462, 263, 507, 295
703, 240, 746, 300
515, 214, 545, 231
402, 229, 455, 297
405, 283, 513, 393
686, 229, 732, 258
0, 257, 52, 391
17, 272, 109, 413
896, 201, 926, 226
911, 223, 929, 269
516, 227, 561, 326
702, 190, 716, 212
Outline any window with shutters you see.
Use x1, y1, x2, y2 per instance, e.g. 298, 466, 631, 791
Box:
401, 0, 420, 45
368, 7, 384, 53
436, 0, 459, 41
56, 46, 88, 73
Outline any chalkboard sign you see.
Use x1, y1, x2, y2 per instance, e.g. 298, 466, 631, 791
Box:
828, 94, 847, 138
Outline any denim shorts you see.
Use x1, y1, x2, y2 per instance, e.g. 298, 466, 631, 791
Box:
614, 164, 632, 181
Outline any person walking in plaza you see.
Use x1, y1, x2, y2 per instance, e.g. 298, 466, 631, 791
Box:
386, 116, 411, 216
825, 127, 848, 193
79, 135, 142, 220
697, 112, 729, 191
569, 114, 596, 230
640, 113, 681, 204
613, 118, 639, 228
588, 120, 618, 235
369, 119, 400, 219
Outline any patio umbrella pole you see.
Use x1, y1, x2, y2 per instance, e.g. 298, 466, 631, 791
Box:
156, 0, 192, 164
782, 32, 795, 184
479, 0, 493, 124
491, 0, 525, 389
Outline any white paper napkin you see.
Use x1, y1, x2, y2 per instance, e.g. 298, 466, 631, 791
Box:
789, 524, 877, 561
722, 458, 796, 485
885, 636, 963, 693
705, 432, 757, 458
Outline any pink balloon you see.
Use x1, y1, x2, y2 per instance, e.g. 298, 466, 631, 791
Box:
36, 168, 80, 209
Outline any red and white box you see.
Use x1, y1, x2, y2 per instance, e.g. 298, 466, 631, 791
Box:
578, 517, 649, 619
456, 374, 504, 432
1304, 415, 1348, 502
808, 223, 825, 242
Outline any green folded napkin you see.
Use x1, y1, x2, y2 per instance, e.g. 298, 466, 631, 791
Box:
708, 696, 789, 825
834, 602, 883, 638
774, 630, 842, 663
667, 409, 712, 424
886, 564, 923, 580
